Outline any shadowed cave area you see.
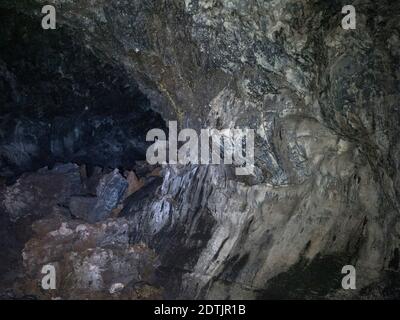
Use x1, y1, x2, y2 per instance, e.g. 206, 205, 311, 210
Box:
1, 1, 400, 300
0, 8, 165, 180
0, 8, 166, 298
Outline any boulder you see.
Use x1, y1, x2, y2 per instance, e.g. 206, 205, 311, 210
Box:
68, 169, 129, 223
87, 169, 128, 223
124, 170, 144, 199
68, 196, 97, 221
3, 163, 81, 222
19, 215, 162, 299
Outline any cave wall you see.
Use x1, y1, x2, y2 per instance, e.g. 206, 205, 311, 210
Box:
1, 0, 400, 299
0, 7, 165, 178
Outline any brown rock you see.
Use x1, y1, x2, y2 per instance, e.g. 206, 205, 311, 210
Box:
148, 167, 162, 177
124, 171, 144, 199
19, 216, 162, 300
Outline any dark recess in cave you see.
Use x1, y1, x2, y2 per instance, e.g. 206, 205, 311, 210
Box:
0, 8, 166, 182
0, 8, 165, 296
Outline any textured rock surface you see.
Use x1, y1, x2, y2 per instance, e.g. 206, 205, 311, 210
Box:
19, 215, 163, 299
0, 162, 163, 299
1, 0, 400, 299
0, 7, 165, 178
3, 163, 81, 222
88, 169, 128, 223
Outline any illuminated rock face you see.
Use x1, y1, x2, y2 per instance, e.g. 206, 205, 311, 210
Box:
1, 1, 400, 299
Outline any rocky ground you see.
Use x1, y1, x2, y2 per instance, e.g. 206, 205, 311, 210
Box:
0, 0, 400, 299
0, 162, 164, 299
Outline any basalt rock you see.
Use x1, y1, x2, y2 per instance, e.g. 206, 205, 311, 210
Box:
3, 163, 81, 222
87, 169, 128, 223
1, 0, 400, 299
19, 214, 163, 299
0, 7, 166, 179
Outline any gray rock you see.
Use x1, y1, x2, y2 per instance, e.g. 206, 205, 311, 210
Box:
69, 196, 98, 221
3, 163, 81, 222
87, 169, 128, 223
69, 170, 130, 223
2, 0, 400, 299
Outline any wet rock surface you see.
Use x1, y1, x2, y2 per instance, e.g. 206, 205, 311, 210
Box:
0, 0, 400, 299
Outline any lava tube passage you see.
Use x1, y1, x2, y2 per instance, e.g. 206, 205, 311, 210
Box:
0, 0, 400, 313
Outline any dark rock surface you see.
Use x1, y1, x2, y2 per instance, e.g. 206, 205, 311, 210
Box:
69, 196, 98, 221
3, 163, 81, 222
0, 6, 165, 179
0, 0, 400, 299
0, 162, 163, 299
88, 169, 128, 223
